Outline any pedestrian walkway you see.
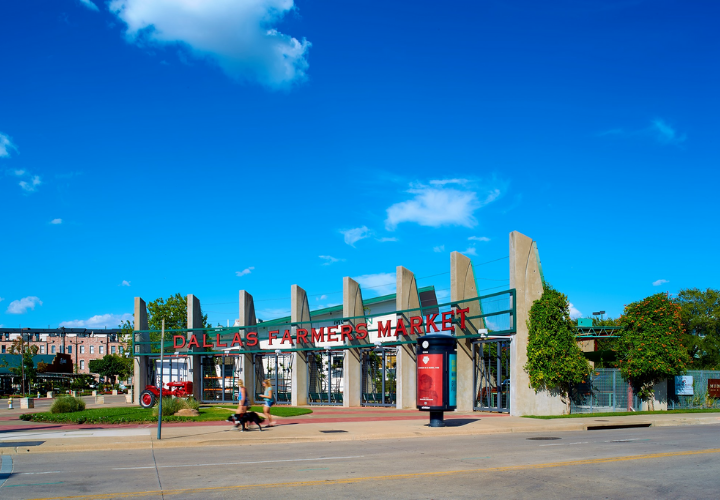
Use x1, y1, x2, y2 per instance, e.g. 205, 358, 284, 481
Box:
1, 403, 719, 455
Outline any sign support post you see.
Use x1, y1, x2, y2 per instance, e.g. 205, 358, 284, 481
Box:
157, 319, 164, 440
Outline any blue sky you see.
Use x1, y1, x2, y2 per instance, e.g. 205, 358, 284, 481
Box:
1, 0, 718, 329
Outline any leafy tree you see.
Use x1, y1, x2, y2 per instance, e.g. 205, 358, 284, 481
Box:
9, 338, 39, 393
675, 288, 720, 369
89, 354, 134, 385
617, 293, 690, 410
148, 293, 209, 331
525, 284, 591, 413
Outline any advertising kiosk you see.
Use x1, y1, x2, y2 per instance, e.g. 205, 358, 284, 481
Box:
416, 334, 457, 427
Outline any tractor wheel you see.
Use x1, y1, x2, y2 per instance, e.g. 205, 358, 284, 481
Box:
139, 390, 156, 409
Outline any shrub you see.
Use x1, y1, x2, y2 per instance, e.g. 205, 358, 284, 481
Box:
50, 396, 86, 414
152, 397, 199, 416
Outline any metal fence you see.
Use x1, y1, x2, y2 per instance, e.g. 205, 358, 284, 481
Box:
668, 370, 720, 410
570, 369, 641, 414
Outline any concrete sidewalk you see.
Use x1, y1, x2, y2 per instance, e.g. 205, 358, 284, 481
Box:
1, 405, 719, 455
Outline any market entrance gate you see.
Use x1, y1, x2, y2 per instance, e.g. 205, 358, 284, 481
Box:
361, 347, 397, 406
307, 350, 344, 405
473, 340, 511, 413
253, 352, 292, 405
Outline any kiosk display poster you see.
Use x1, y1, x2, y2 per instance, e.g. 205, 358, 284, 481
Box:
675, 376, 693, 396
417, 354, 443, 406
449, 353, 457, 407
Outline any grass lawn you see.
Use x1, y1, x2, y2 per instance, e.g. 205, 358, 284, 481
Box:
20, 405, 312, 424
524, 408, 720, 419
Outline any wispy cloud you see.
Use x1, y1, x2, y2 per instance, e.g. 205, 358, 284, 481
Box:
19, 175, 42, 193
0, 132, 17, 158
236, 267, 255, 277
341, 226, 370, 247
6, 296, 43, 314
79, 0, 99, 11
120, 280, 131, 287
353, 272, 396, 296
256, 308, 290, 321
385, 180, 501, 230
0, 297, 4, 302
60, 313, 132, 328
468, 236, 490, 242
50, 218, 62, 225
598, 119, 686, 146
319, 255, 344, 265
315, 295, 328, 301
109, 0, 311, 89
462, 247, 478, 256
433, 245, 445, 253
652, 279, 669, 286
376, 237, 397, 243
569, 303, 582, 320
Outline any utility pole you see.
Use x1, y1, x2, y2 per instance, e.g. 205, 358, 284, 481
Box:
20, 331, 26, 396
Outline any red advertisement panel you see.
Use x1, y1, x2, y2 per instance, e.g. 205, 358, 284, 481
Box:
417, 353, 443, 406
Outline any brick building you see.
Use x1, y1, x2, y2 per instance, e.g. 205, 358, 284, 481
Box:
0, 328, 126, 376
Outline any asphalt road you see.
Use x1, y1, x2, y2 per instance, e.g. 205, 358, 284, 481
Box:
1, 424, 719, 499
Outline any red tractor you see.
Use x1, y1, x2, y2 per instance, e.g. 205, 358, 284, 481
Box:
139, 381, 194, 408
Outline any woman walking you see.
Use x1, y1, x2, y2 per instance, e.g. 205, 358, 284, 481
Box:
234, 380, 248, 430
260, 379, 276, 427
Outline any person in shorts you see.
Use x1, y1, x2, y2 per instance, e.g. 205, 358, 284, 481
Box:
260, 379, 276, 427
233, 380, 248, 429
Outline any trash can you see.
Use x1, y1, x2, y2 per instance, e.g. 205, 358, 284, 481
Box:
416, 334, 457, 427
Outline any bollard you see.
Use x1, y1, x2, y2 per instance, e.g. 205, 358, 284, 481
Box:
95, 395, 105, 404
47, 391, 54, 399
8, 398, 13, 410
125, 389, 133, 404
112, 390, 118, 396
92, 390, 97, 397
20, 398, 34, 409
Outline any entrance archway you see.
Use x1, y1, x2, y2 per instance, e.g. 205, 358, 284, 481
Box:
473, 340, 511, 412
307, 350, 344, 405
361, 347, 397, 406
253, 353, 292, 405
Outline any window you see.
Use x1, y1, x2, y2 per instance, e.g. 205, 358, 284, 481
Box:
1, 345, 5, 354
111, 346, 116, 354
90, 346, 95, 354
68, 345, 72, 354
51, 345, 56, 354
80, 345, 85, 354
80, 360, 85, 370
41, 345, 45, 354
119, 346, 124, 354
100, 346, 104, 354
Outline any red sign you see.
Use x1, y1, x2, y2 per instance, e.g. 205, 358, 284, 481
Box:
417, 353, 443, 407
172, 308, 471, 351
709, 379, 720, 398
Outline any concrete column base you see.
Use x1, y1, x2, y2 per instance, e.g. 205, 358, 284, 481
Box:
95, 395, 105, 404
20, 398, 34, 409
47, 391, 54, 399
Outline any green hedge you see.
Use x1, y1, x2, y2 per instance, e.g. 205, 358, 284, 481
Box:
50, 396, 86, 414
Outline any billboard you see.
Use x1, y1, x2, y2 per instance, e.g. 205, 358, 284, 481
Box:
417, 353, 443, 407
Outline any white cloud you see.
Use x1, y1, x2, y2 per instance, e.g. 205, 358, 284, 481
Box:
436, 290, 450, 301
650, 119, 686, 145
569, 303, 582, 320
319, 255, 343, 265
353, 273, 396, 296
652, 279, 669, 286
60, 313, 132, 329
109, 0, 311, 89
19, 175, 41, 193
315, 295, 328, 301
468, 236, 490, 242
341, 226, 370, 247
433, 245, 445, 253
0, 132, 17, 158
120, 280, 131, 287
50, 218, 62, 225
6, 296, 43, 314
462, 247, 478, 256
79, 0, 99, 11
385, 181, 500, 230
11, 169, 25, 176
236, 267, 255, 277
376, 237, 397, 242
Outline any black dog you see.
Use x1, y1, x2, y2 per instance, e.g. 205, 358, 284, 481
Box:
226, 411, 263, 432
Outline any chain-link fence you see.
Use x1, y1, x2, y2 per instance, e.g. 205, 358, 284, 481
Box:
570, 369, 641, 413
668, 370, 720, 410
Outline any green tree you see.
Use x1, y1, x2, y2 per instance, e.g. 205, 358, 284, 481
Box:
148, 293, 209, 331
617, 293, 690, 410
675, 288, 720, 369
9, 337, 39, 393
525, 284, 591, 413
89, 354, 134, 385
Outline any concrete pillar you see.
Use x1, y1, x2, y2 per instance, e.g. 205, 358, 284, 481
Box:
187, 294, 204, 401
291, 285, 311, 406
238, 290, 257, 404
133, 297, 149, 405
451, 251, 484, 412
396, 266, 420, 409
509, 231, 565, 416
342, 277, 366, 407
